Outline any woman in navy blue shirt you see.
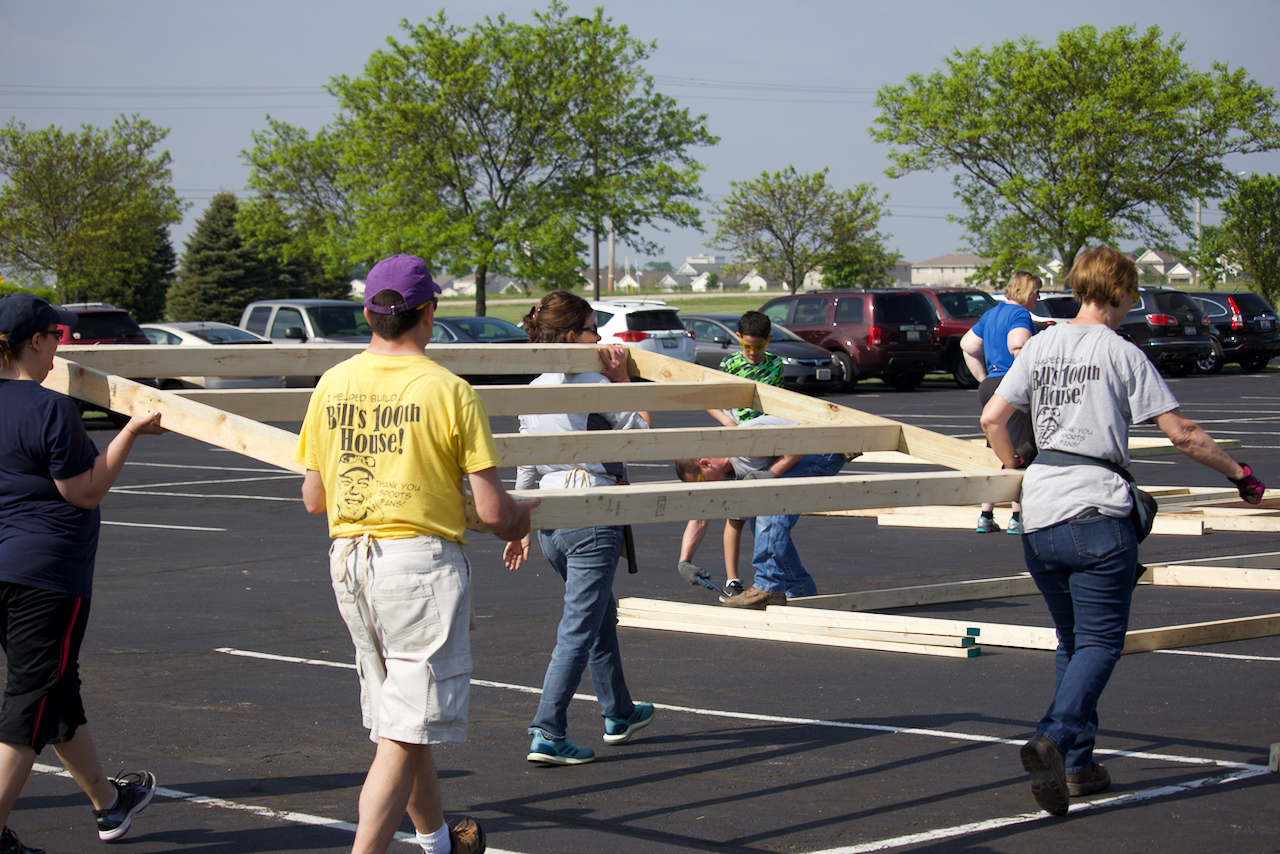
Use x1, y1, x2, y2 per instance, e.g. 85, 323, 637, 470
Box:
0, 294, 164, 852
960, 271, 1042, 534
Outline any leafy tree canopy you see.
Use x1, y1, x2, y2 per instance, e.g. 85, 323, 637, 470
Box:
1222, 173, 1280, 305
242, 1, 717, 315
712, 166, 894, 294
1187, 224, 1235, 289
0, 115, 186, 302
644, 260, 673, 272
95, 226, 176, 322
871, 24, 1280, 276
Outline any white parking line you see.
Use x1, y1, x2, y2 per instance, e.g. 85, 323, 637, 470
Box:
102, 521, 228, 532
116, 475, 299, 489
1156, 649, 1280, 663
127, 462, 293, 474
108, 490, 302, 502
202, 647, 1267, 852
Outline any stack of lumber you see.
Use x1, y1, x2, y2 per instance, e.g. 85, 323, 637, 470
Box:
616, 597, 987, 658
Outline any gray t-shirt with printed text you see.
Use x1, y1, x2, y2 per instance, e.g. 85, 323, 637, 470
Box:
997, 323, 1179, 532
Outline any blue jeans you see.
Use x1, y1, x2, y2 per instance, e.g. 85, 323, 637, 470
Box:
750, 453, 849, 596
1022, 513, 1139, 772
529, 525, 634, 741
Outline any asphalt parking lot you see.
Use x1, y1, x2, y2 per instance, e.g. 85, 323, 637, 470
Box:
5, 365, 1278, 854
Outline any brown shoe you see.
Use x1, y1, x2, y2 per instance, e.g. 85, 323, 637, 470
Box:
1020, 735, 1069, 816
719, 585, 786, 609
448, 818, 486, 854
1066, 762, 1111, 797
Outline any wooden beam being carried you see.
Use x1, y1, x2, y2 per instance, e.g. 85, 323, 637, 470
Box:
627, 348, 999, 471
44, 357, 302, 473
169, 380, 759, 422
58, 342, 608, 379
494, 423, 903, 467
491, 469, 1024, 531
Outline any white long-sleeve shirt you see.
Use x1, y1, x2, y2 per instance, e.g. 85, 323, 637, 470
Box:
514, 371, 650, 492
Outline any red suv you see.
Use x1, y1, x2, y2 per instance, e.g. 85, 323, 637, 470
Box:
910, 287, 999, 389
760, 290, 937, 390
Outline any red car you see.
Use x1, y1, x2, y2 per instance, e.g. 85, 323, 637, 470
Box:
908, 287, 999, 389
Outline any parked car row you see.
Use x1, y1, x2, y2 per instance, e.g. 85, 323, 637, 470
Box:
45, 283, 1280, 416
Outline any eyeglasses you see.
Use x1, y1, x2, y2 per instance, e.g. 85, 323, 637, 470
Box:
579, 324, 598, 334
739, 339, 768, 352
1128, 285, 1141, 302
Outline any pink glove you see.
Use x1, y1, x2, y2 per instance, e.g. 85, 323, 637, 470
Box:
1230, 464, 1265, 504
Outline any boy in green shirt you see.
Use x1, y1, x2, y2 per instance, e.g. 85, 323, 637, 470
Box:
707, 311, 785, 595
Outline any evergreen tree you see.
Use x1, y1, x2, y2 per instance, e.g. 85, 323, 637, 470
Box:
168, 192, 274, 323
96, 226, 176, 321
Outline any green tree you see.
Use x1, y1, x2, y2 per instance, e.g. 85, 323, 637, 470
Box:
1187, 224, 1235, 289
168, 192, 276, 323
242, 2, 717, 315
644, 260, 673, 272
94, 226, 177, 321
1222, 173, 1280, 304
712, 167, 893, 294
0, 115, 186, 302
871, 24, 1280, 276
821, 237, 901, 289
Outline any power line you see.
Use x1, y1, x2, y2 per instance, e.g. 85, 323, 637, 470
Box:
0, 84, 329, 96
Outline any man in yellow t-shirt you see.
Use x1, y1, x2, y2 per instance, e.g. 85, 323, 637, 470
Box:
294, 254, 536, 854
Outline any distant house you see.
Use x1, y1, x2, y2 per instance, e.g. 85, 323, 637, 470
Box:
1135, 249, 1194, 285
441, 272, 529, 297
612, 270, 665, 292
911, 253, 994, 287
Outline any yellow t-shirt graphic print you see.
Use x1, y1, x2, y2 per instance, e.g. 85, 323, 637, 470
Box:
294, 352, 502, 543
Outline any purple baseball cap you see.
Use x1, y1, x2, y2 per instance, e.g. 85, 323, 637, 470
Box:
0, 293, 77, 347
363, 254, 442, 315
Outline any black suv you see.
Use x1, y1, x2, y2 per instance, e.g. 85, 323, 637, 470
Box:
1191, 291, 1280, 373
54, 302, 152, 425
55, 302, 149, 345
1116, 289, 1212, 376
759, 290, 937, 390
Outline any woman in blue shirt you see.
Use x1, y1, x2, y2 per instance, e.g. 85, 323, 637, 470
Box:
960, 270, 1042, 533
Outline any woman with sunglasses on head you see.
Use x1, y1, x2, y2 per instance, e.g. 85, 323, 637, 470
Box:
0, 294, 165, 854
503, 291, 656, 766
981, 245, 1264, 817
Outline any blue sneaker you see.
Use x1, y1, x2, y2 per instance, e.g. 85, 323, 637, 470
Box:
1007, 517, 1024, 535
527, 733, 595, 765
975, 515, 1001, 533
603, 702, 655, 744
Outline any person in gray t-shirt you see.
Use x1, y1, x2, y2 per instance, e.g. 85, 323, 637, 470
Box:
981, 245, 1265, 818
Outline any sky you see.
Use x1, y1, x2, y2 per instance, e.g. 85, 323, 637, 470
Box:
3, 0, 1279, 271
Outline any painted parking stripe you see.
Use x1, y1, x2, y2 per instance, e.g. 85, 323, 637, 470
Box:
29, 761, 521, 852
1156, 648, 1280, 663
216, 648, 1259, 768
102, 520, 228, 532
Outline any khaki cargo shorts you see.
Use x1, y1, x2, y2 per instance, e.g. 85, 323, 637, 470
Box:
330, 534, 472, 744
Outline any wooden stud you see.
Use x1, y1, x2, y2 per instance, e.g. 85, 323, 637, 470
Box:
487, 469, 1025, 532
1121, 613, 1280, 654
44, 358, 302, 473
1147, 566, 1280, 591
493, 423, 903, 466
790, 575, 1040, 611
58, 342, 607, 378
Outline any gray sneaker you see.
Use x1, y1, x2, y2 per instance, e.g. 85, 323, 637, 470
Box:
94, 771, 156, 841
723, 579, 745, 597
